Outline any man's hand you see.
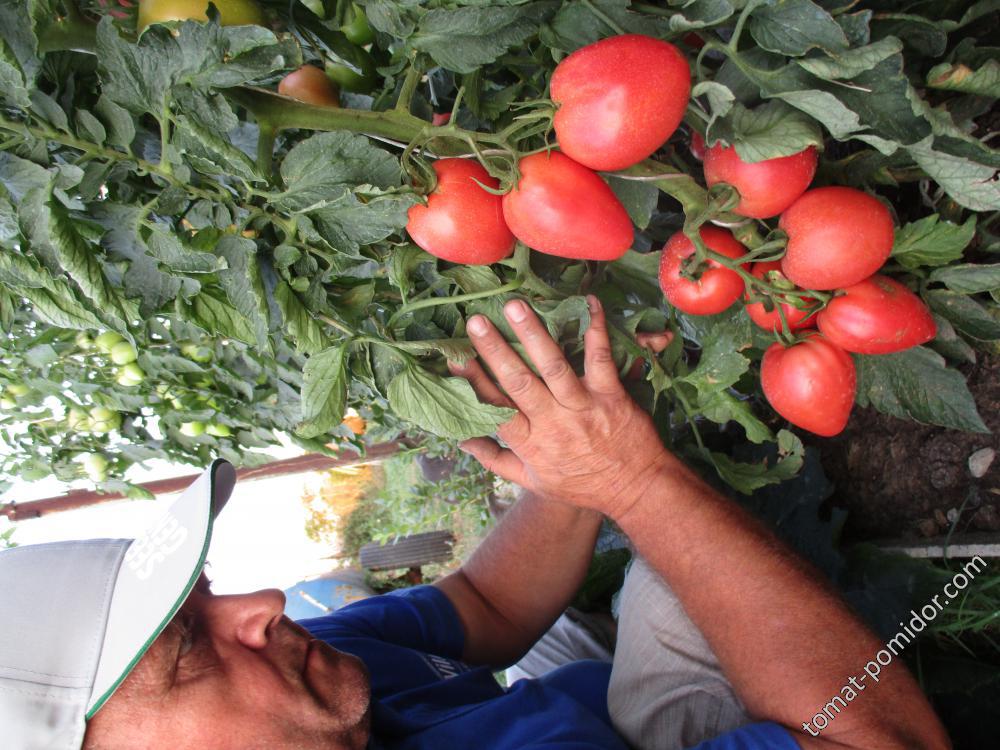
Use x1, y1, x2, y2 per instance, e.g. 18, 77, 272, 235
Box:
450, 295, 673, 520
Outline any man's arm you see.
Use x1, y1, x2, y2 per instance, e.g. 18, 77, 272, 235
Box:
434, 492, 602, 667
451, 295, 950, 750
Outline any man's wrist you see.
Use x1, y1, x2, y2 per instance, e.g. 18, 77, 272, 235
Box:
608, 453, 687, 525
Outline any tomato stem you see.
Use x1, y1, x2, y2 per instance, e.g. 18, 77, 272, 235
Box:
395, 60, 423, 114
580, 0, 627, 35
387, 278, 525, 330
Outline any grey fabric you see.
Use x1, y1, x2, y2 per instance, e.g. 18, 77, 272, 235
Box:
608, 556, 750, 750
505, 608, 615, 685
0, 539, 129, 750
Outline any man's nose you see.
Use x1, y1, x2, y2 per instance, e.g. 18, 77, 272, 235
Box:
211, 589, 287, 650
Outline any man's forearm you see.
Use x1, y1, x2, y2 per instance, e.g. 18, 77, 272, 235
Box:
615, 457, 950, 750
437, 491, 603, 667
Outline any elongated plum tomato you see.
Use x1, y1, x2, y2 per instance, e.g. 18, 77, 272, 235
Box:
761, 334, 856, 437
137, 0, 263, 31
745, 261, 818, 332
779, 187, 894, 290
501, 151, 633, 261
689, 131, 706, 161
278, 65, 340, 108
704, 145, 817, 219
659, 226, 746, 315
817, 275, 936, 354
551, 34, 691, 171
407, 159, 515, 265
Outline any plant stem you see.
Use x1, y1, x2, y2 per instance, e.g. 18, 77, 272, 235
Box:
256, 122, 277, 182
395, 62, 423, 114
387, 278, 525, 329
728, 0, 764, 52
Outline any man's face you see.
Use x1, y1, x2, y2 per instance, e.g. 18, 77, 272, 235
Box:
84, 576, 371, 750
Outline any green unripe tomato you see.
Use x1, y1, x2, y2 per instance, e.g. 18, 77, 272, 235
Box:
206, 423, 231, 437
180, 343, 214, 363
341, 4, 374, 46
75, 332, 94, 350
325, 54, 378, 94
95, 331, 125, 353
116, 364, 145, 387
89, 406, 122, 433
79, 453, 110, 482
0, 397, 17, 409
21, 467, 51, 481
137, 0, 265, 32
290, 276, 310, 292
110, 342, 138, 365
180, 421, 206, 437
67, 407, 90, 431
6, 383, 29, 397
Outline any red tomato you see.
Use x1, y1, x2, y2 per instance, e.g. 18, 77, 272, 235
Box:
277, 65, 341, 107
659, 226, 747, 315
432, 112, 451, 126
551, 34, 691, 171
817, 275, 936, 354
779, 187, 894, 291
501, 151, 633, 261
407, 159, 515, 265
761, 334, 856, 437
744, 262, 818, 332
704, 145, 817, 219
689, 131, 706, 161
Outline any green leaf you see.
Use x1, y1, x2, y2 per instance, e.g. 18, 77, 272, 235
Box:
146, 226, 226, 274
607, 250, 662, 302
892, 214, 976, 270
854, 347, 988, 433
0, 152, 50, 204
929, 264, 1000, 295
48, 203, 131, 330
700, 390, 773, 444
710, 430, 804, 493
275, 131, 403, 212
927, 59, 1000, 97
274, 281, 328, 355
796, 36, 902, 80
606, 176, 659, 230
178, 288, 255, 344
710, 101, 823, 161
541, 0, 675, 52
925, 290, 1000, 342
74, 109, 106, 146
411, 4, 552, 74
387, 364, 516, 440
748, 0, 848, 57
305, 190, 417, 256
391, 338, 476, 363
296, 344, 349, 438
0, 39, 29, 108
172, 115, 260, 184
95, 95, 136, 150
907, 136, 1000, 211
691, 80, 735, 132
214, 235, 271, 353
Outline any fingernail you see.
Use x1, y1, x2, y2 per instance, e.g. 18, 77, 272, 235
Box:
505, 300, 528, 323
587, 295, 601, 313
650, 334, 669, 347
467, 316, 488, 336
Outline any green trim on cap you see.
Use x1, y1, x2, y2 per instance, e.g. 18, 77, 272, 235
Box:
84, 460, 225, 719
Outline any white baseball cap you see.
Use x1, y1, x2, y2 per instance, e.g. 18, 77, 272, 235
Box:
0, 459, 236, 750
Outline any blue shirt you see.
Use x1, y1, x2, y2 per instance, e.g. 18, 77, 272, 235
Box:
300, 586, 799, 749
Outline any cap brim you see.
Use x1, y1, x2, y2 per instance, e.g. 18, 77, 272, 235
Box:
86, 459, 236, 716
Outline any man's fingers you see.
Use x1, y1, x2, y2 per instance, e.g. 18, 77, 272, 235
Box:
448, 358, 512, 408
502, 299, 589, 409
466, 313, 554, 414
636, 331, 674, 354
458, 438, 528, 486
582, 296, 623, 395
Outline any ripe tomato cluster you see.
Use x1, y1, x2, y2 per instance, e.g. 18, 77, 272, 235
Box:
664, 144, 936, 437
404, 34, 691, 265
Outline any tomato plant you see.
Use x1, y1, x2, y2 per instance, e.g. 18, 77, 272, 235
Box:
659, 227, 746, 315
406, 159, 514, 265
779, 187, 895, 290
550, 34, 691, 171
817, 276, 937, 355
761, 335, 857, 437
703, 145, 817, 219
0, 0, 995, 502
501, 152, 633, 261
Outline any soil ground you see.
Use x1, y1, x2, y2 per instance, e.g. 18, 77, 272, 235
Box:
816, 354, 1000, 542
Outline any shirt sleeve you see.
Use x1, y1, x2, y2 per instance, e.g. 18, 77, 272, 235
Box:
684, 722, 802, 749
298, 584, 466, 660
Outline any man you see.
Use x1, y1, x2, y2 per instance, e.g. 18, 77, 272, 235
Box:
2, 297, 950, 749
